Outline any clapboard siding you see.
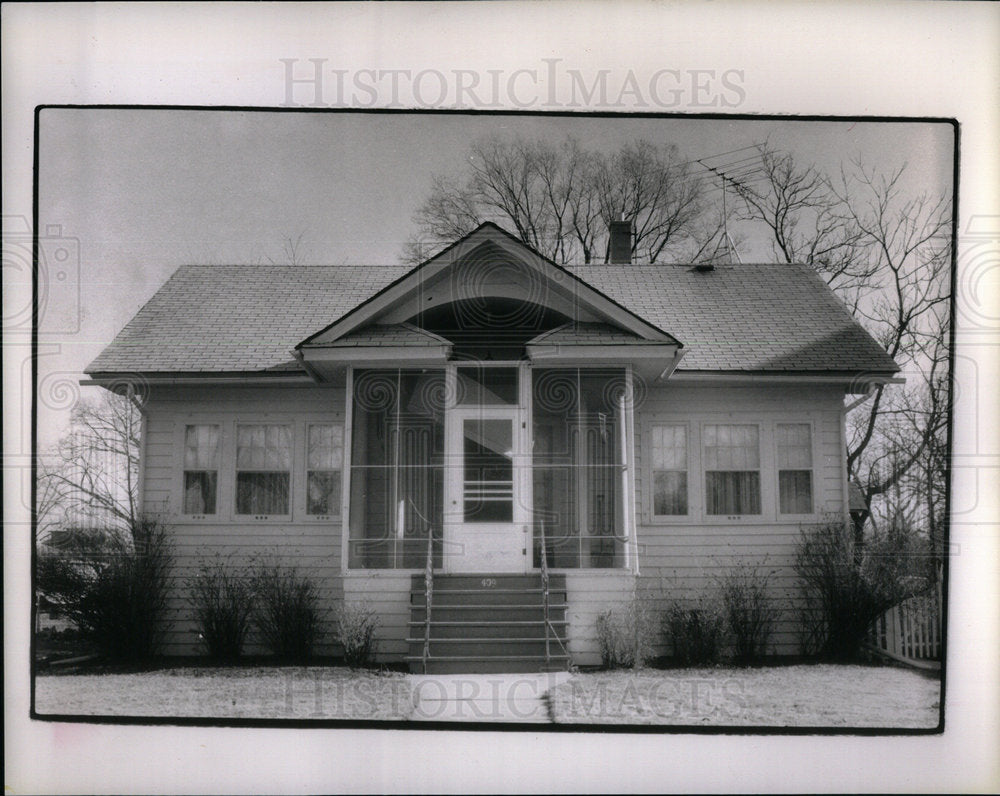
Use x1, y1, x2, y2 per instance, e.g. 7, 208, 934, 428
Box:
141, 385, 348, 656
343, 573, 413, 659
633, 383, 849, 656
563, 572, 637, 666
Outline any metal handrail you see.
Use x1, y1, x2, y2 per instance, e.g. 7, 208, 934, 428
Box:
422, 528, 434, 674
538, 520, 571, 668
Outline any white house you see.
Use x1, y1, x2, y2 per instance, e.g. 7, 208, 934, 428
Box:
84, 222, 899, 671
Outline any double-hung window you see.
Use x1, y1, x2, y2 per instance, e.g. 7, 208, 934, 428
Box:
306, 424, 343, 517
776, 422, 813, 514
650, 424, 688, 517
703, 424, 761, 515
236, 423, 292, 517
183, 424, 219, 515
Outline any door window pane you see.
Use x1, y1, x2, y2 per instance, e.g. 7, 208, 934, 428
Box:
463, 418, 513, 522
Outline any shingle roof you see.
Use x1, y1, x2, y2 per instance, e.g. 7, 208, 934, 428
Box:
565, 263, 898, 372
86, 264, 409, 374
528, 323, 651, 346
86, 260, 897, 376
307, 323, 449, 348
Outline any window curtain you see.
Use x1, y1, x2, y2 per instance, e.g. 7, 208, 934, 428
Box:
703, 424, 761, 515
183, 424, 219, 514
236, 424, 291, 514
777, 423, 813, 513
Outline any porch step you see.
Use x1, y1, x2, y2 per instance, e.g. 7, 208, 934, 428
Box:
410, 588, 567, 607
410, 605, 568, 623
407, 620, 567, 640
404, 655, 572, 674
407, 573, 570, 674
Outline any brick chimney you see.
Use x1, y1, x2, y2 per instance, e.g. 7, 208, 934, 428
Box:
609, 220, 632, 264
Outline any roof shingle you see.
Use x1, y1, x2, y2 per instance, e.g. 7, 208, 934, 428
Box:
86, 260, 897, 376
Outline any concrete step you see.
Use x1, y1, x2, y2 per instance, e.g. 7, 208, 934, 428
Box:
410, 604, 566, 623
410, 589, 567, 607
410, 573, 566, 591
408, 620, 567, 640
407, 638, 567, 658
406, 655, 571, 674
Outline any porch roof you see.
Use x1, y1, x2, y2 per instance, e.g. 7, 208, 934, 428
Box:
85, 229, 899, 378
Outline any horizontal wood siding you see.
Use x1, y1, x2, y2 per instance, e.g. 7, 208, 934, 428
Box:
141, 385, 347, 657
564, 571, 636, 666
634, 383, 848, 657
343, 573, 414, 660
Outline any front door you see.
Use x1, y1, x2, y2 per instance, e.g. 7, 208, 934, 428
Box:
444, 404, 528, 572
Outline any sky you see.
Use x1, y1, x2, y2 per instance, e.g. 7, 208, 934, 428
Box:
34, 109, 954, 447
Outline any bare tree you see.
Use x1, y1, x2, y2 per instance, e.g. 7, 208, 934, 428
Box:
37, 391, 142, 540
267, 230, 309, 265
406, 134, 732, 265
732, 144, 952, 539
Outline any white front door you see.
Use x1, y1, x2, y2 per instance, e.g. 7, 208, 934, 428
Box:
443, 405, 529, 572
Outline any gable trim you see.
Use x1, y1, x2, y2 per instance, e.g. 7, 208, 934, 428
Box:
295, 223, 682, 350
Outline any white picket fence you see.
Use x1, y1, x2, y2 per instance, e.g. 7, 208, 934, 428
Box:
869, 579, 943, 668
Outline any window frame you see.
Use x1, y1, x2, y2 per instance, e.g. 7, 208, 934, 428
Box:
173, 414, 345, 525
175, 416, 229, 523
233, 421, 295, 521
774, 419, 818, 519
302, 421, 345, 522
643, 415, 822, 525
702, 421, 765, 519
646, 420, 693, 522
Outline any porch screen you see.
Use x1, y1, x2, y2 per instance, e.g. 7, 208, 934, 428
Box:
349, 370, 444, 568
532, 368, 626, 569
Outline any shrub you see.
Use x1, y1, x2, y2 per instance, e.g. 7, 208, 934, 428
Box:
719, 561, 778, 665
796, 518, 929, 661
35, 517, 173, 662
335, 603, 379, 668
251, 559, 320, 662
188, 556, 255, 661
596, 596, 655, 669
663, 599, 724, 666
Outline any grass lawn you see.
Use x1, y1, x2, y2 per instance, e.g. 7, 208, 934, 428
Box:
34, 662, 941, 727
547, 664, 942, 727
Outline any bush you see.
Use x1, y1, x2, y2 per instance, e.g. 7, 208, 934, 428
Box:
796, 518, 928, 661
596, 596, 655, 669
188, 556, 255, 661
35, 517, 173, 662
719, 561, 778, 665
663, 599, 724, 666
252, 560, 319, 662
335, 603, 379, 668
